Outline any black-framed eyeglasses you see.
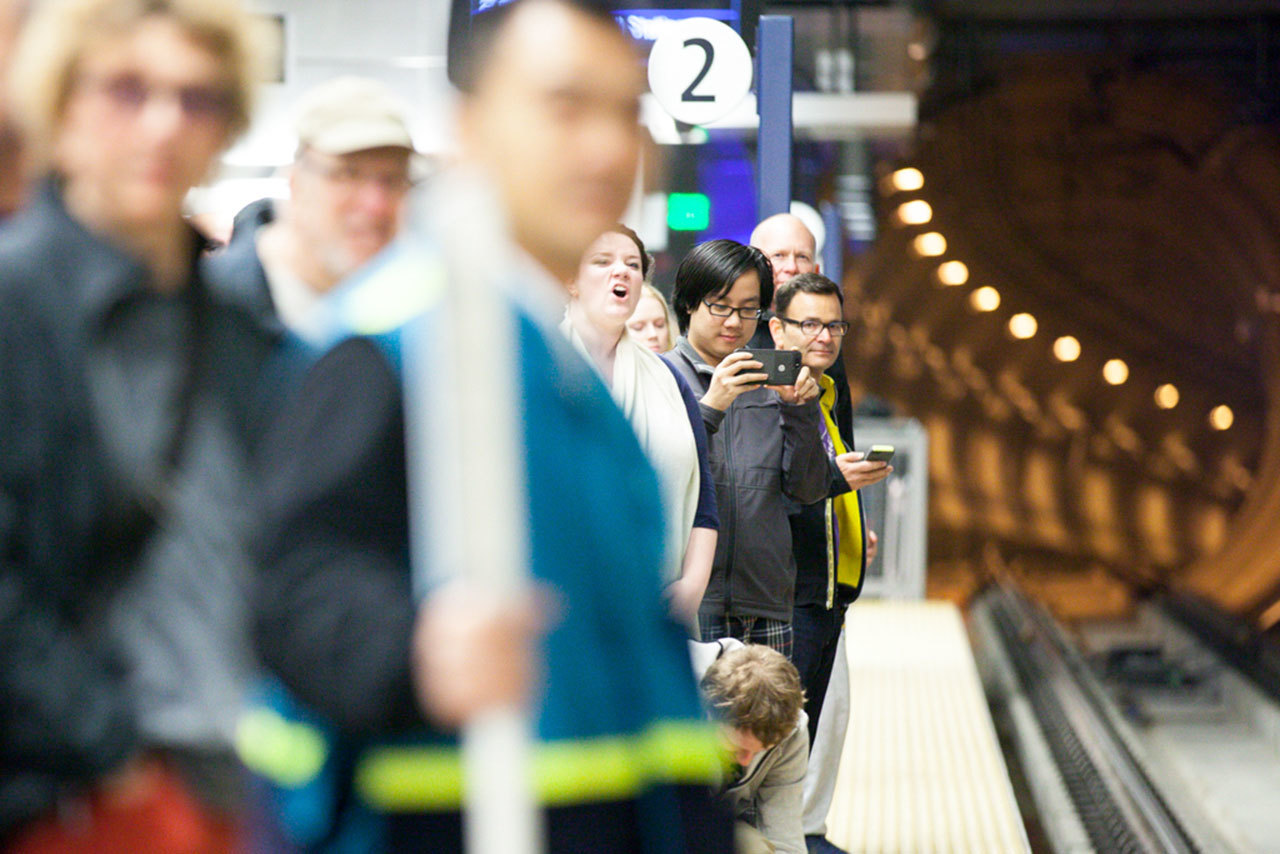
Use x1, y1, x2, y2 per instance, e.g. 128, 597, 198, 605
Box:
777, 316, 850, 337
703, 300, 762, 320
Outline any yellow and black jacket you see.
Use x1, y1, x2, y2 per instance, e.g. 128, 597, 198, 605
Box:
789, 371, 868, 610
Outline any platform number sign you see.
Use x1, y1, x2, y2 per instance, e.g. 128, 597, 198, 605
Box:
648, 17, 753, 126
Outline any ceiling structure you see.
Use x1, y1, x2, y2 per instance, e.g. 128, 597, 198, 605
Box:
846, 1, 1280, 630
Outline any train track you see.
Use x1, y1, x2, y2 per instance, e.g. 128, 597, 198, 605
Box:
980, 583, 1201, 854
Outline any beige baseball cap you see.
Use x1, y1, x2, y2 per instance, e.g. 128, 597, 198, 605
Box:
293, 76, 416, 156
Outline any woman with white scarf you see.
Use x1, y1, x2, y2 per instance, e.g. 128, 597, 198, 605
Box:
562, 225, 718, 626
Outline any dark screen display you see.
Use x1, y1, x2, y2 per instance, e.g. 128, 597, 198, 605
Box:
448, 0, 757, 86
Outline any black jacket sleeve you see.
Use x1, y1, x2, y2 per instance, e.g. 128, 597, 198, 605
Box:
0, 306, 137, 837
253, 336, 422, 735
778, 397, 829, 506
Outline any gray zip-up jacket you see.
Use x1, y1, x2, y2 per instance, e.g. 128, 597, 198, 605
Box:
668, 338, 830, 622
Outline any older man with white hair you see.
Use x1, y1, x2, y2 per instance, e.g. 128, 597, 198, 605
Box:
210, 76, 420, 346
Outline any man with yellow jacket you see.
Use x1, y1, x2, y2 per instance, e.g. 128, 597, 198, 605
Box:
769, 272, 891, 854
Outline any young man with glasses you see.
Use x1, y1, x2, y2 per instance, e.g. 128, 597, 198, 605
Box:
209, 76, 420, 346
668, 239, 829, 658
769, 272, 891, 854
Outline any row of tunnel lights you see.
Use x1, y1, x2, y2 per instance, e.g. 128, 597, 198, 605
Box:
887, 167, 1236, 433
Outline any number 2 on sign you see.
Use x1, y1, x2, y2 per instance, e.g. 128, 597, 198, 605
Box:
647, 17, 751, 125
682, 37, 715, 102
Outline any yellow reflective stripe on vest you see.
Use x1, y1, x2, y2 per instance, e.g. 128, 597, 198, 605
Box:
355, 720, 726, 812
355, 743, 466, 812
235, 707, 331, 789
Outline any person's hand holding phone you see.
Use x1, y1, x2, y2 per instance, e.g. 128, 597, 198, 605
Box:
835, 450, 893, 491
702, 350, 769, 412
772, 363, 819, 405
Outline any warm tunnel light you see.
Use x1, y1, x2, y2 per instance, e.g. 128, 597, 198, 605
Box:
913, 232, 947, 257
1053, 336, 1081, 362
1260, 597, 1280, 632
897, 200, 932, 225
970, 286, 1001, 312
937, 260, 969, 286
1210, 405, 1234, 431
1103, 359, 1129, 386
891, 167, 925, 192
1008, 313, 1038, 339
1154, 383, 1180, 410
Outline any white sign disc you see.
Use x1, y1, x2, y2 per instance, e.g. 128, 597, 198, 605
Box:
647, 17, 753, 126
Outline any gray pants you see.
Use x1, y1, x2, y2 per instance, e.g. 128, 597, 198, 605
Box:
802, 626, 850, 836
736, 820, 777, 854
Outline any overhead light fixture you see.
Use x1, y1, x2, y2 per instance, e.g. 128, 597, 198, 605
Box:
891, 167, 925, 192
1154, 383, 1180, 410
1102, 359, 1129, 385
907, 41, 928, 62
1209, 405, 1234, 431
1053, 336, 1081, 362
970, 286, 1000, 312
1260, 597, 1280, 632
1008, 313, 1037, 339
936, 260, 968, 285
896, 200, 932, 225
912, 232, 946, 257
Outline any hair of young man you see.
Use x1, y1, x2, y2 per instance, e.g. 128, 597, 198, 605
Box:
606, 222, 650, 280
9, 0, 264, 169
671, 238, 774, 335
773, 271, 844, 318
700, 644, 804, 749
449, 0, 622, 94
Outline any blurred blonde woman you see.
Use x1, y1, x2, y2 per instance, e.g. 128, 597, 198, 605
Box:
0, 0, 270, 848
627, 282, 677, 354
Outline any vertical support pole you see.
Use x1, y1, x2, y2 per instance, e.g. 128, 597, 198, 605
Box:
756, 15, 793, 223
407, 172, 542, 854
821, 200, 843, 284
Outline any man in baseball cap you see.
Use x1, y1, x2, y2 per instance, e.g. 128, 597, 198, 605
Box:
210, 76, 421, 345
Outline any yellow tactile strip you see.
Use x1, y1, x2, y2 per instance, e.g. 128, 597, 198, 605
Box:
827, 600, 1030, 853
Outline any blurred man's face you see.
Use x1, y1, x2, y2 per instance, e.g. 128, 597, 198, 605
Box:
751, 214, 817, 289
458, 1, 644, 282
289, 145, 412, 289
770, 291, 844, 375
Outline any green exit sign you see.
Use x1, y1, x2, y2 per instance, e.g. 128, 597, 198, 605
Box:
667, 193, 710, 231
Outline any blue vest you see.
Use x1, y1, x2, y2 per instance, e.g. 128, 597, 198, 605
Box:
240, 250, 724, 850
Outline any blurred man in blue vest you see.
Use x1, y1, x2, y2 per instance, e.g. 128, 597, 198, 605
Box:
249, 1, 733, 850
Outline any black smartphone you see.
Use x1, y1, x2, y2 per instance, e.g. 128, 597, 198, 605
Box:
736, 348, 802, 386
864, 445, 895, 464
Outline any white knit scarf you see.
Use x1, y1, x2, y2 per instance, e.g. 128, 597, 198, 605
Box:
561, 319, 701, 584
